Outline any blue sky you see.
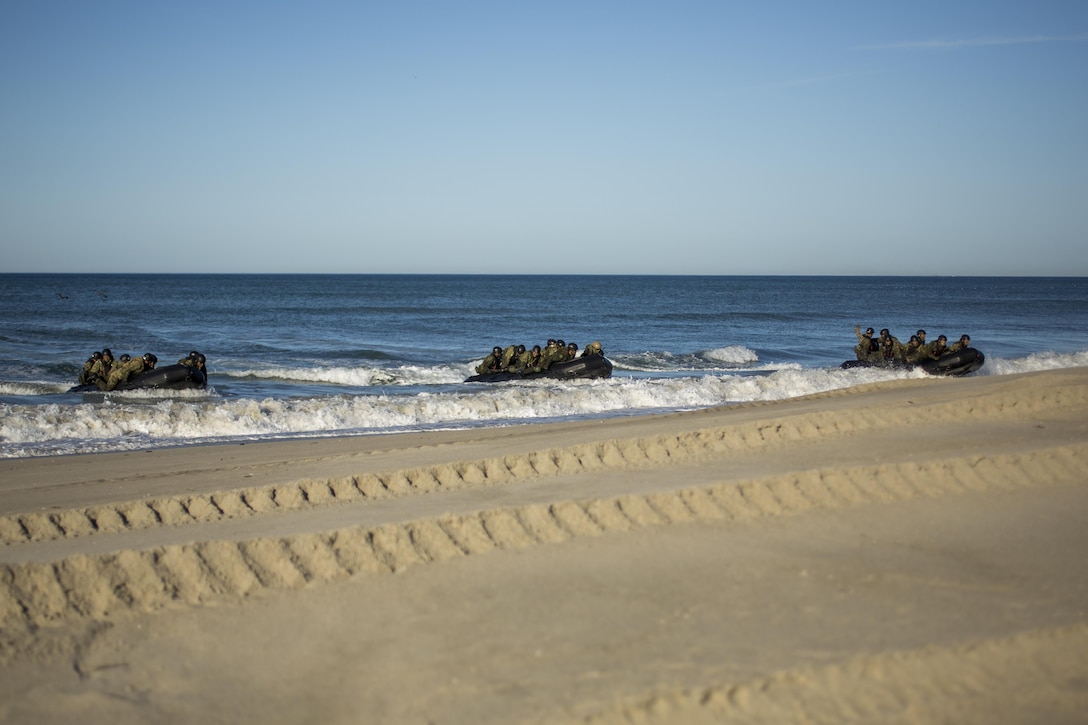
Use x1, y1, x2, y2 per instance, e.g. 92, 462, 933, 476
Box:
2, 1, 1086, 275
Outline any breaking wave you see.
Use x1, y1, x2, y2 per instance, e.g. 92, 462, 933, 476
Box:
2, 349, 1085, 459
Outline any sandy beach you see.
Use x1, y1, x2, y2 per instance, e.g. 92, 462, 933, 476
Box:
1, 366, 1087, 723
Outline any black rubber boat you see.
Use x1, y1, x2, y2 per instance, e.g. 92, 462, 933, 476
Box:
840, 348, 985, 377
68, 364, 207, 393
918, 347, 985, 376
465, 354, 613, 383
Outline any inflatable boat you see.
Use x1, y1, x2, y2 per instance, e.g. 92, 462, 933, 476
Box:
918, 347, 985, 376
840, 348, 985, 377
465, 354, 613, 383
68, 364, 207, 393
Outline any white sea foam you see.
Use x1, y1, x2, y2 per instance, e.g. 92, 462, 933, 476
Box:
614, 346, 766, 372
222, 363, 471, 386
701, 346, 761, 365
979, 350, 1088, 376
0, 381, 71, 396
0, 365, 908, 458
2, 350, 1084, 458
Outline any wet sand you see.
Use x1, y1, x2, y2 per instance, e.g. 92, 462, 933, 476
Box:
1, 367, 1087, 723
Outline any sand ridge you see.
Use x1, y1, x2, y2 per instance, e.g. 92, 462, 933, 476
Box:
1, 442, 1084, 637
580, 623, 1088, 724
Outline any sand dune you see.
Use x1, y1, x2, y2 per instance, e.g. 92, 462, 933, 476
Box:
1, 367, 1086, 723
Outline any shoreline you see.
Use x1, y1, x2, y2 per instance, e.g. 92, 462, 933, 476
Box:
2, 367, 1087, 722
1, 367, 1072, 501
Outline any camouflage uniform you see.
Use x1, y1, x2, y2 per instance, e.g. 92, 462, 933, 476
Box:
508, 347, 530, 372
475, 347, 504, 375
922, 336, 949, 360
78, 352, 101, 385
500, 345, 520, 370
87, 351, 114, 385
582, 341, 604, 357
948, 335, 971, 353
878, 330, 905, 364
538, 341, 566, 369
100, 355, 151, 391
853, 327, 877, 362
511, 346, 544, 373
903, 337, 925, 364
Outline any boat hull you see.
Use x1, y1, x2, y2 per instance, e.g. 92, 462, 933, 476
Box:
68, 364, 207, 393
840, 348, 985, 377
465, 355, 613, 383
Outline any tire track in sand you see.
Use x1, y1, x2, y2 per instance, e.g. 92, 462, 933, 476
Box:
1, 443, 1084, 645
2, 378, 1084, 547
576, 623, 1088, 724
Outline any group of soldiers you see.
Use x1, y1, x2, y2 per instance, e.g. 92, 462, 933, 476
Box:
854, 326, 972, 366
77, 349, 206, 391
475, 339, 604, 375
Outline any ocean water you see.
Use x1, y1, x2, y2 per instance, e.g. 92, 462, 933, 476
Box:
2, 274, 1086, 459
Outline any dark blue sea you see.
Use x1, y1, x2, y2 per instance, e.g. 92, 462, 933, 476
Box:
2, 274, 1086, 458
